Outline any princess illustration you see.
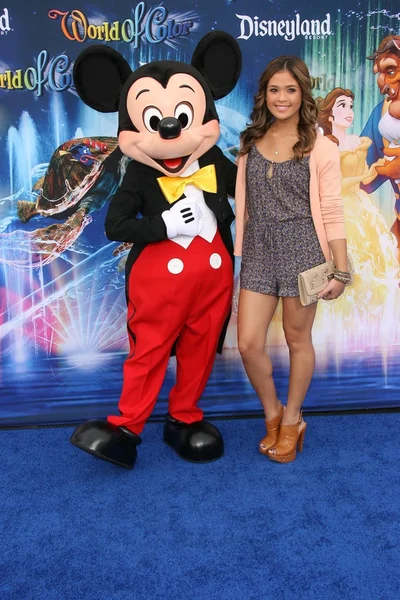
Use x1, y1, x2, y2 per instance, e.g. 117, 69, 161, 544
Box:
316, 88, 399, 321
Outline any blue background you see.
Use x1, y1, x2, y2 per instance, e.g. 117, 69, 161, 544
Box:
0, 0, 399, 425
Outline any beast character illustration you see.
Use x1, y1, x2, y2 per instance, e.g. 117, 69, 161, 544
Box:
361, 35, 400, 246
69, 31, 242, 469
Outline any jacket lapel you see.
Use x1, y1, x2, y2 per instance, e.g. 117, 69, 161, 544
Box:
198, 149, 217, 207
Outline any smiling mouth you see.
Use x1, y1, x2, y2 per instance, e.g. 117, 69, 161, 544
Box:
155, 155, 190, 174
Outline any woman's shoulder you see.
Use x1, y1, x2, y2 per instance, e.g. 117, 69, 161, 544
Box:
312, 133, 340, 164
313, 133, 339, 152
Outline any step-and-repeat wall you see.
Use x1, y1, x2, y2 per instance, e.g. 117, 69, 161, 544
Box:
1, 1, 399, 425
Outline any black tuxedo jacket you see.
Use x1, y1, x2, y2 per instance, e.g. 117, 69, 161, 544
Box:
105, 145, 237, 279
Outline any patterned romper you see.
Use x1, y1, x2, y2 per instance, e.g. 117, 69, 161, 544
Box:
240, 144, 325, 297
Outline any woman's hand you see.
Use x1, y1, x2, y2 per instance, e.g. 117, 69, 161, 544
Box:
317, 278, 345, 301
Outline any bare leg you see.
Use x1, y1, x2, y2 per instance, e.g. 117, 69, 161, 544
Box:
237, 289, 280, 420
281, 296, 318, 426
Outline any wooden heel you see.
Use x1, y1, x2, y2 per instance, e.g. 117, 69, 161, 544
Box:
297, 424, 307, 452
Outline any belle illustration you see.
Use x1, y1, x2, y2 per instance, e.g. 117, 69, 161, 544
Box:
316, 88, 399, 325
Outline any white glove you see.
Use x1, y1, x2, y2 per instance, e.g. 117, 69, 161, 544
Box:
162, 200, 203, 239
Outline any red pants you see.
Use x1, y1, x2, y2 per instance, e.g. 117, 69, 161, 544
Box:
107, 232, 233, 434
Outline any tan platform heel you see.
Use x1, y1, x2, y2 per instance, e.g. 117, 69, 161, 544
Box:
259, 403, 284, 455
267, 415, 307, 463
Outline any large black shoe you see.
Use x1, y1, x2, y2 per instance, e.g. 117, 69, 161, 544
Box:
70, 419, 141, 469
163, 414, 224, 462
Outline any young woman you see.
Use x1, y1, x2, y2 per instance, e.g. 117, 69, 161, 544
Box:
235, 56, 349, 463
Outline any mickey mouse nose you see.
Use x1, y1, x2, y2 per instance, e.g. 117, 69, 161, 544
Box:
158, 117, 182, 140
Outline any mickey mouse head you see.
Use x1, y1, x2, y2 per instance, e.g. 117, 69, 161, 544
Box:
73, 31, 242, 176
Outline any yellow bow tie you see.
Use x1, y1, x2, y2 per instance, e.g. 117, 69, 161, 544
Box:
157, 164, 217, 204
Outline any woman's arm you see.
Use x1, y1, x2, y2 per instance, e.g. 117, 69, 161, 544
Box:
318, 143, 347, 256
328, 238, 348, 272
233, 153, 248, 257
317, 142, 349, 298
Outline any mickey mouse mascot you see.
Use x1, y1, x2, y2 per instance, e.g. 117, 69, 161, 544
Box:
70, 32, 242, 468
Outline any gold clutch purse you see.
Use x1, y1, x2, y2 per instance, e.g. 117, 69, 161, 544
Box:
298, 255, 355, 307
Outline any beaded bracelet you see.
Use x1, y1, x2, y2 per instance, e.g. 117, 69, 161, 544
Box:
333, 269, 351, 284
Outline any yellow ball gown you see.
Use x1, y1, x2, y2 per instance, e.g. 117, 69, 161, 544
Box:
311, 136, 400, 351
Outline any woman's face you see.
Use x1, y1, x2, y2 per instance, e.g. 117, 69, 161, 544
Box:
331, 94, 354, 129
265, 70, 302, 122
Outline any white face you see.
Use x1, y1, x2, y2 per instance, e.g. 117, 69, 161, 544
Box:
118, 73, 220, 176
266, 70, 302, 122
331, 94, 354, 129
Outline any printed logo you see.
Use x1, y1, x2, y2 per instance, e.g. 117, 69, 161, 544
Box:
236, 13, 332, 42
0, 8, 11, 35
49, 2, 195, 46
311, 73, 336, 92
0, 50, 71, 96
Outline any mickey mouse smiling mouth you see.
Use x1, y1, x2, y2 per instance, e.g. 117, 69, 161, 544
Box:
154, 155, 191, 174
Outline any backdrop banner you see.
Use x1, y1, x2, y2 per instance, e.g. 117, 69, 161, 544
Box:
1, 1, 399, 425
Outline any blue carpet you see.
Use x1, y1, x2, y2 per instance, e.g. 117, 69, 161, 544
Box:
1, 414, 400, 600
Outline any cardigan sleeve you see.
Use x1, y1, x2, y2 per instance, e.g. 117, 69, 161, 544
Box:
233, 153, 248, 256
317, 143, 347, 241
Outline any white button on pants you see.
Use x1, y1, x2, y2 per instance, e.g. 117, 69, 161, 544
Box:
167, 258, 184, 274
209, 253, 222, 269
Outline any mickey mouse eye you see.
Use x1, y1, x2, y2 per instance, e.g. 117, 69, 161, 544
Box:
143, 106, 163, 133
174, 102, 193, 130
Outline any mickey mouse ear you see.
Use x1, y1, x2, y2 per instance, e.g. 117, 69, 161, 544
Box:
73, 45, 132, 113
191, 31, 242, 100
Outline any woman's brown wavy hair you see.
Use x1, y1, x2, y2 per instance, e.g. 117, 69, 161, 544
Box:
239, 56, 317, 159
316, 88, 354, 146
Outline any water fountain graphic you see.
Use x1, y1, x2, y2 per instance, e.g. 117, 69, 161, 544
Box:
0, 92, 130, 364
7, 112, 39, 198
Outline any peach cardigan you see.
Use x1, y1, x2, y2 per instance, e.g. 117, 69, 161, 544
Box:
234, 134, 346, 261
